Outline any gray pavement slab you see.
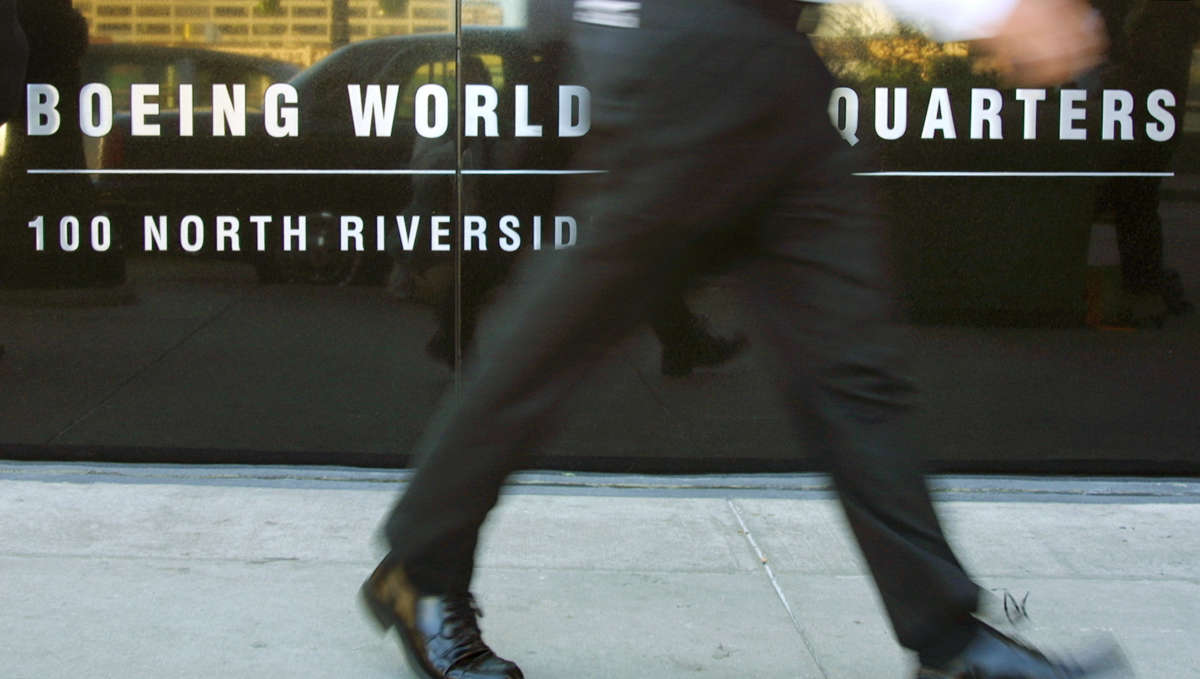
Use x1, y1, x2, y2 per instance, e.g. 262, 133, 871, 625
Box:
472, 569, 825, 679
1, 556, 389, 679
1, 466, 1198, 678
477, 494, 763, 573
766, 575, 910, 678
939, 502, 1200, 580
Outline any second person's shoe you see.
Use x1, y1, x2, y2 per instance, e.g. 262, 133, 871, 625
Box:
360, 555, 523, 679
660, 316, 747, 377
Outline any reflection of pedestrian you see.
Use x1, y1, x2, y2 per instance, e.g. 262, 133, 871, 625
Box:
1, 0, 27, 362
361, 2, 1124, 679
0, 0, 27, 123
1093, 0, 1199, 321
393, 56, 517, 368
2, 0, 121, 288
2, 0, 89, 178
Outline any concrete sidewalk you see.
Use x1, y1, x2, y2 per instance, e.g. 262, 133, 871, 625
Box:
1, 462, 1197, 679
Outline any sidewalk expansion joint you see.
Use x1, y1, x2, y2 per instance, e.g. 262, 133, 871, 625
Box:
43, 290, 252, 446
726, 498, 832, 679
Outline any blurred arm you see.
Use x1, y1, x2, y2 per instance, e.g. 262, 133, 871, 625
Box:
876, 0, 1020, 41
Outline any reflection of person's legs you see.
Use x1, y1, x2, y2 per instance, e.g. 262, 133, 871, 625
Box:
737, 151, 979, 658
1101, 0, 1198, 318
1109, 176, 1179, 318
1110, 178, 1165, 296
426, 252, 512, 368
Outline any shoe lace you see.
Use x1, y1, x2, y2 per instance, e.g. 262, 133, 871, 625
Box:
439, 593, 493, 668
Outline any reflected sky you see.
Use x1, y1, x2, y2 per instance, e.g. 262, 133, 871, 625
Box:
496, 0, 524, 27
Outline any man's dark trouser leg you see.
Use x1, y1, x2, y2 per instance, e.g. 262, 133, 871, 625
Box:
735, 153, 980, 653
385, 233, 681, 594
384, 0, 978, 654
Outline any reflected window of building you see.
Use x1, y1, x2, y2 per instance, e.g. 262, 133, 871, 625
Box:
173, 6, 211, 18
97, 5, 133, 16
73, 1, 464, 70
412, 7, 448, 20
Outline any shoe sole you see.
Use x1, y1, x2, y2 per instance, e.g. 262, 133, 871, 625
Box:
359, 580, 398, 632
360, 578, 445, 679
913, 641, 1134, 679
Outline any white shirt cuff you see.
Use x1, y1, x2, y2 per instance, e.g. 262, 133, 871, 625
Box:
807, 0, 1021, 42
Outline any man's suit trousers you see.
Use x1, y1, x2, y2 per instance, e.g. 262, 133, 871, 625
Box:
385, 0, 981, 653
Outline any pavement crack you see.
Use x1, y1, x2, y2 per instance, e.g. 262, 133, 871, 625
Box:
45, 291, 252, 445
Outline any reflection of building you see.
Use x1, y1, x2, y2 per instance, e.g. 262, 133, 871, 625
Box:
71, 0, 503, 65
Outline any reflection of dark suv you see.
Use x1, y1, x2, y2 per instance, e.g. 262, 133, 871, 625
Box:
1, 45, 297, 160
95, 28, 574, 284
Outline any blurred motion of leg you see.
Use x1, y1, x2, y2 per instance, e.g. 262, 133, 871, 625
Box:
366, 1, 1137, 677
740, 147, 1132, 679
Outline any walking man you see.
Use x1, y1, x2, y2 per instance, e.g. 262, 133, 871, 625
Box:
361, 1, 1121, 677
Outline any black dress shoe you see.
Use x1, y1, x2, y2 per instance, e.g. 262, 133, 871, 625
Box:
361, 557, 523, 679
916, 624, 1132, 679
1163, 269, 1193, 316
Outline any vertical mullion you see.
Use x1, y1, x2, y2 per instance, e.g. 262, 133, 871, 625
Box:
453, 0, 464, 392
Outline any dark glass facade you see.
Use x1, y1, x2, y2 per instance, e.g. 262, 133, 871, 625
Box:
1, 0, 1197, 473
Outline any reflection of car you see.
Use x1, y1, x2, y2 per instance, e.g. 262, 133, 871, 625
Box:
82, 43, 301, 111
4, 44, 295, 160
77, 44, 300, 169
94, 28, 574, 284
